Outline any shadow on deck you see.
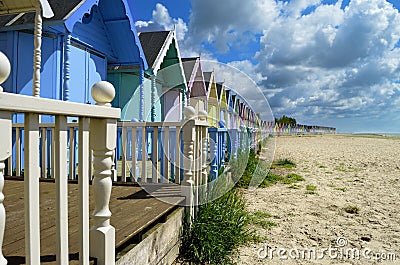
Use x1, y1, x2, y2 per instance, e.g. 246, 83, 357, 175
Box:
3, 177, 185, 264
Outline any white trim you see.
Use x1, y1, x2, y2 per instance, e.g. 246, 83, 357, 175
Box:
5, 12, 25, 26
0, 92, 120, 118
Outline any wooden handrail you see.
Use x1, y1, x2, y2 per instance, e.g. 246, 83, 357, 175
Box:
0, 92, 120, 119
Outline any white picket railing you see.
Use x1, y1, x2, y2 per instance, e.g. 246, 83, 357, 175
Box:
0, 76, 120, 264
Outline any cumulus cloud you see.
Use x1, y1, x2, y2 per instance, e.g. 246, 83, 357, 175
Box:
188, 0, 279, 53
135, 3, 188, 41
254, 0, 400, 129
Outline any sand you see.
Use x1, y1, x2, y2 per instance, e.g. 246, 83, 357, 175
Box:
237, 134, 400, 265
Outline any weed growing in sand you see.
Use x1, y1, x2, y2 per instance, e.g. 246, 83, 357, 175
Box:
305, 184, 317, 194
389, 178, 399, 184
334, 166, 349, 172
288, 184, 301, 189
334, 177, 343, 180
180, 189, 256, 265
258, 172, 284, 187
272, 158, 296, 169
318, 165, 327, 168
325, 171, 333, 174
343, 205, 360, 214
334, 187, 347, 192
281, 173, 305, 184
249, 211, 278, 229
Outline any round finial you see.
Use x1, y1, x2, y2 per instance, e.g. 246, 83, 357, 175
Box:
184, 106, 196, 120
131, 118, 139, 122
198, 110, 207, 121
91, 81, 115, 106
0, 51, 11, 90
218, 120, 226, 128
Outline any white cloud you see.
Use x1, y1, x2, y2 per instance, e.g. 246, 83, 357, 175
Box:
254, 0, 400, 128
135, 3, 188, 41
188, 0, 279, 52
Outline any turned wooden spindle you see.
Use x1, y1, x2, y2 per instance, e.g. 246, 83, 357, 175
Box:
0, 112, 11, 265
182, 106, 196, 220
0, 52, 11, 264
32, 6, 42, 97
89, 81, 117, 265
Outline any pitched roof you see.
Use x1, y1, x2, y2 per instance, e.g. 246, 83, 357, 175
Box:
138, 31, 170, 69
182, 57, 198, 83
203, 71, 213, 94
216, 82, 223, 99
203, 72, 212, 83
0, 0, 84, 27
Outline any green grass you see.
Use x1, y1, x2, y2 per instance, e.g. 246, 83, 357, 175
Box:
334, 167, 348, 172
343, 205, 360, 214
273, 158, 296, 169
249, 211, 277, 229
233, 149, 259, 189
281, 173, 305, 184
259, 172, 284, 187
305, 184, 317, 194
325, 171, 333, 174
389, 179, 399, 184
334, 187, 347, 192
180, 189, 256, 265
288, 184, 301, 189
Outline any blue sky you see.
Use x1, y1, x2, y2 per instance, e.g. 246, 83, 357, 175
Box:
133, 0, 400, 133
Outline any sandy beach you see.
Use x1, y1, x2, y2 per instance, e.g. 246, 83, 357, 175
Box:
238, 134, 400, 265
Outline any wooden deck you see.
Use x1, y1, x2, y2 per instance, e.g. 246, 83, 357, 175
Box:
2, 177, 184, 264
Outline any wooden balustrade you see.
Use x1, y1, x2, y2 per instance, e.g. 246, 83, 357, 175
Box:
115, 121, 182, 183
0, 59, 120, 265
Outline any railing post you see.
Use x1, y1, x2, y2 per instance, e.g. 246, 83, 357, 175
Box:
199, 111, 208, 202
0, 111, 11, 265
208, 128, 218, 180
54, 115, 69, 264
230, 129, 238, 160
89, 81, 116, 265
182, 106, 196, 222
220, 129, 226, 165
32, 6, 42, 97
0, 52, 11, 264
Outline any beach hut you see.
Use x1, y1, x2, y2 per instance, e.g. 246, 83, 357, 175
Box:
232, 94, 239, 129
217, 82, 228, 128
0, 0, 147, 177
205, 71, 219, 127
182, 57, 207, 114
0, 0, 147, 115
138, 30, 187, 122
225, 89, 235, 129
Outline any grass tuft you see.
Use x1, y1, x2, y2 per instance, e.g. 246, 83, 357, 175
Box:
305, 184, 317, 194
273, 158, 296, 168
281, 173, 305, 184
179, 189, 256, 265
288, 184, 301, 189
249, 211, 278, 229
343, 205, 360, 214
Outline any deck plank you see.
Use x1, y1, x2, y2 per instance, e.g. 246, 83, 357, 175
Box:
2, 178, 184, 263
